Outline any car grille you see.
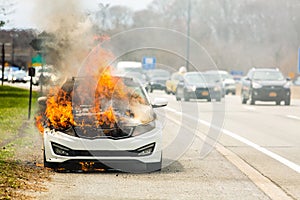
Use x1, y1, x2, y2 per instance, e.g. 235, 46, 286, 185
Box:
262, 85, 283, 90
195, 88, 209, 92
73, 126, 134, 139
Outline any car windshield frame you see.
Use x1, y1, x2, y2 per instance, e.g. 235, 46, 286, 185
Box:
202, 73, 222, 83
184, 73, 206, 84
147, 70, 170, 78
252, 71, 285, 81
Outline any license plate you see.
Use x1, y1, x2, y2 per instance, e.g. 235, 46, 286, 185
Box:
202, 91, 209, 96
269, 92, 277, 97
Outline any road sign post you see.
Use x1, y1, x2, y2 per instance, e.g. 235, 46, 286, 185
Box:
28, 67, 36, 120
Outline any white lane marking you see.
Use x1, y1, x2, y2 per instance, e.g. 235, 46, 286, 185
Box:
164, 107, 300, 174
286, 115, 300, 120
163, 108, 292, 200
243, 106, 256, 111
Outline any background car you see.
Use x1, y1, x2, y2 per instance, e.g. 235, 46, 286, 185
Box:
241, 68, 291, 105
0, 67, 9, 81
146, 69, 170, 93
32, 65, 57, 85
8, 70, 28, 83
5, 66, 19, 82
124, 71, 148, 89
206, 70, 236, 95
165, 72, 184, 95
176, 72, 222, 102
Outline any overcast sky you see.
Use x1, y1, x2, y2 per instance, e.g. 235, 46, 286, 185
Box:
5, 0, 153, 29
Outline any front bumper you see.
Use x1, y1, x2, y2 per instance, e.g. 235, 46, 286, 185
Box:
44, 122, 162, 169
252, 87, 290, 101
149, 83, 166, 90
185, 88, 221, 100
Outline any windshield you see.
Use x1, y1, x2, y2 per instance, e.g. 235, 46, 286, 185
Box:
221, 73, 234, 79
185, 73, 205, 84
203, 74, 222, 83
147, 70, 170, 78
252, 71, 284, 81
125, 72, 146, 82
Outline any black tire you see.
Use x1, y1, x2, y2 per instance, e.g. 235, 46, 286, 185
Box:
175, 89, 181, 101
249, 93, 255, 105
150, 88, 153, 93
43, 149, 58, 169
285, 98, 290, 106
242, 97, 247, 104
232, 91, 236, 95
276, 100, 281, 105
207, 98, 211, 102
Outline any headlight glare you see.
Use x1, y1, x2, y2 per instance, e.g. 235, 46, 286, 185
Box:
284, 82, 291, 88
252, 82, 262, 89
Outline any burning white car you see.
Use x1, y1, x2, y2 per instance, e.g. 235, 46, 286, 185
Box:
37, 69, 167, 173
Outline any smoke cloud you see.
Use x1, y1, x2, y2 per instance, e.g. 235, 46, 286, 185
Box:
32, 0, 96, 80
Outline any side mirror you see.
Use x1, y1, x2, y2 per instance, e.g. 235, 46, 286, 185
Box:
152, 98, 168, 108
38, 96, 47, 106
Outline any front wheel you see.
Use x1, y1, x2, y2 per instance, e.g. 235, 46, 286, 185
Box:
249, 93, 255, 105
242, 98, 247, 104
285, 98, 290, 106
43, 149, 58, 169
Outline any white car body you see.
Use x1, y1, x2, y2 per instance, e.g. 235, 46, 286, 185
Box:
44, 120, 162, 172
42, 77, 167, 172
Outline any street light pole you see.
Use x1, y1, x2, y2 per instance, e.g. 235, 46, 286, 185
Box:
186, 0, 191, 72
1, 43, 4, 86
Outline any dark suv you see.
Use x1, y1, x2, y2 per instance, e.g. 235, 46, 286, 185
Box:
241, 68, 291, 105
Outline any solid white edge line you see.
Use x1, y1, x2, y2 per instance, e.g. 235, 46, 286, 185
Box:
222, 129, 300, 174
164, 106, 300, 174
286, 115, 300, 120
163, 107, 292, 200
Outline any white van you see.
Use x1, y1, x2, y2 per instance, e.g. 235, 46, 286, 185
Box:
115, 61, 143, 74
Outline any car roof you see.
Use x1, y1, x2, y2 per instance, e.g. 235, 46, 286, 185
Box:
250, 68, 280, 72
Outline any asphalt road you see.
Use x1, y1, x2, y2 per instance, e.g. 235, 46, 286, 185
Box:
156, 90, 300, 199
30, 89, 300, 200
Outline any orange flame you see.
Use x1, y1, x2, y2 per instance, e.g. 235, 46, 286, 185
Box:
35, 47, 148, 134
45, 87, 76, 130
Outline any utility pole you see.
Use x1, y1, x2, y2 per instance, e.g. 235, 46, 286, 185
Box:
186, 0, 191, 72
1, 43, 4, 86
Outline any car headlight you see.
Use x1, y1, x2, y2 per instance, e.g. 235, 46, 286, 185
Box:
61, 126, 76, 137
186, 85, 196, 92
284, 82, 291, 89
132, 121, 155, 137
213, 85, 221, 91
252, 82, 262, 89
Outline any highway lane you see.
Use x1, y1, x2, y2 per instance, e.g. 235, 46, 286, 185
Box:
149, 91, 300, 199
4, 82, 299, 199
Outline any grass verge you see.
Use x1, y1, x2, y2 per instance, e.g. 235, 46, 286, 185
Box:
0, 86, 50, 200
